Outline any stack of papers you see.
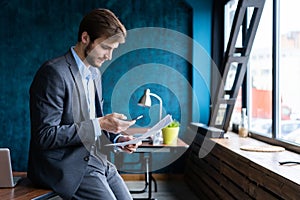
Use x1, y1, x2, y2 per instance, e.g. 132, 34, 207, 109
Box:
106, 114, 173, 147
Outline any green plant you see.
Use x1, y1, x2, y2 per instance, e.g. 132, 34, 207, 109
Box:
165, 119, 180, 128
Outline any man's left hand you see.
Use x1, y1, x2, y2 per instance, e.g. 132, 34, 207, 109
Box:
117, 135, 142, 153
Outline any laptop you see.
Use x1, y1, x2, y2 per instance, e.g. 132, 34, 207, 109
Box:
0, 148, 22, 188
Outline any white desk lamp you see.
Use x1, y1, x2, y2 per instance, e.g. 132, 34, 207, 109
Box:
138, 89, 163, 144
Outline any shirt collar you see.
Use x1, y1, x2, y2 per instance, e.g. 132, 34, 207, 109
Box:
71, 47, 98, 80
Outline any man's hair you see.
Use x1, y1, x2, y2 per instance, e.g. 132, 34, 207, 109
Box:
77, 8, 126, 43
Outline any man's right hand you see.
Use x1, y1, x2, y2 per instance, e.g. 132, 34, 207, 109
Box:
98, 113, 136, 133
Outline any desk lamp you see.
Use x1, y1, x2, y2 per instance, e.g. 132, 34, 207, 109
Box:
138, 89, 163, 144
138, 89, 163, 120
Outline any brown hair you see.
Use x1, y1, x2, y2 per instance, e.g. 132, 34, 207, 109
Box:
77, 8, 126, 43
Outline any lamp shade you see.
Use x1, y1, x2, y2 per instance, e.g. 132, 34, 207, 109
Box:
138, 89, 152, 107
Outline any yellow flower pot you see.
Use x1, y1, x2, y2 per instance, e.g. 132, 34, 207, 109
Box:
162, 127, 179, 145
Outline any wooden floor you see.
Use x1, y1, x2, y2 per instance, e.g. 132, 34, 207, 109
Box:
125, 180, 199, 200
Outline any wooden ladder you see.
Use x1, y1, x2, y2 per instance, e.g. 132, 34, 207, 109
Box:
210, 0, 266, 131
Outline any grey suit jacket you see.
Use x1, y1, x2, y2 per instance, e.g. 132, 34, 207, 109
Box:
27, 50, 118, 199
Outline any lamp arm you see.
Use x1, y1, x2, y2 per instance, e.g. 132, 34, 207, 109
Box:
149, 92, 163, 120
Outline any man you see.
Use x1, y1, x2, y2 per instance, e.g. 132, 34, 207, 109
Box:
28, 8, 139, 200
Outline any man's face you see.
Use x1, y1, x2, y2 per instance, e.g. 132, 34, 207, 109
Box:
84, 37, 120, 68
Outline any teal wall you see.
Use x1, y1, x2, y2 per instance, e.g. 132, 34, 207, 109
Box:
0, 0, 212, 172
187, 0, 213, 124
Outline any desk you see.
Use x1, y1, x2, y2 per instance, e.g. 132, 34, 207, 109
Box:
133, 139, 188, 200
120, 128, 189, 200
0, 172, 56, 200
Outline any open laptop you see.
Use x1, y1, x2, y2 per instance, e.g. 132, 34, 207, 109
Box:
0, 148, 22, 188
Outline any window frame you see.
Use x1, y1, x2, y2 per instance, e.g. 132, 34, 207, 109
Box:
223, 0, 300, 153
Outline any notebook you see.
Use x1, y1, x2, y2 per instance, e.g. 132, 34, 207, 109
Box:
0, 148, 22, 188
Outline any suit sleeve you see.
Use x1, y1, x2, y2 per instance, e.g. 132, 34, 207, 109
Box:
29, 63, 95, 150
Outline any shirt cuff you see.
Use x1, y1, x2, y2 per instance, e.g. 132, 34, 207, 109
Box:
113, 134, 122, 143
92, 118, 102, 139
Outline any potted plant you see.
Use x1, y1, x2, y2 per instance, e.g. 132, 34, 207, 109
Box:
162, 120, 180, 145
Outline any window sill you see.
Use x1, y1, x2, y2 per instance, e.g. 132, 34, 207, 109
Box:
211, 132, 300, 186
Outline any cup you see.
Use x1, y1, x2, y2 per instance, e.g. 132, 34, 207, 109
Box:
162, 127, 179, 145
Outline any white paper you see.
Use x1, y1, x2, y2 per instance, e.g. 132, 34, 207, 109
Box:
105, 114, 173, 147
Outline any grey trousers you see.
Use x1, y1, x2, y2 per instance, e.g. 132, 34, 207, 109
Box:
72, 150, 132, 200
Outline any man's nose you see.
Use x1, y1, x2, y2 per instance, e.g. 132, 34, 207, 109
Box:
106, 50, 113, 60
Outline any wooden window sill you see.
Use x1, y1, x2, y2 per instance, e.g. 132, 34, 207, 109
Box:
211, 132, 300, 186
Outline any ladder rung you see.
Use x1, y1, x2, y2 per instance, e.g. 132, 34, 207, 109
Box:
216, 98, 236, 105
227, 56, 248, 63
243, 0, 265, 8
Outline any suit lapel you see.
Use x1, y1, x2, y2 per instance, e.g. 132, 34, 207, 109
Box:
65, 50, 90, 121
94, 77, 103, 117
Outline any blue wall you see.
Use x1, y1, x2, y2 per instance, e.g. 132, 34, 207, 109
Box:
0, 0, 212, 172
187, 0, 213, 124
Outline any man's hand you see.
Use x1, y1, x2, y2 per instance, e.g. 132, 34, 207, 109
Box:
98, 113, 136, 133
117, 135, 142, 153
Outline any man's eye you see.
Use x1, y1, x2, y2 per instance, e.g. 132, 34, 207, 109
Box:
101, 45, 110, 50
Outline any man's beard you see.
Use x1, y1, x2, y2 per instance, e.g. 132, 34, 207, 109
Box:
84, 42, 98, 67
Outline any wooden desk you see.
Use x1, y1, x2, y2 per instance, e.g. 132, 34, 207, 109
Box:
0, 172, 57, 200
123, 127, 188, 150
132, 139, 188, 200
121, 128, 189, 200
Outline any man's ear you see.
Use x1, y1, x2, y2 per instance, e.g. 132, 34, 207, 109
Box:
81, 31, 90, 44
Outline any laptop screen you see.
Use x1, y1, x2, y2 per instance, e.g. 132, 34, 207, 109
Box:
0, 148, 19, 187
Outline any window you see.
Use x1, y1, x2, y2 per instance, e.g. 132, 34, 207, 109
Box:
278, 0, 300, 144
225, 0, 300, 149
249, 0, 273, 137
